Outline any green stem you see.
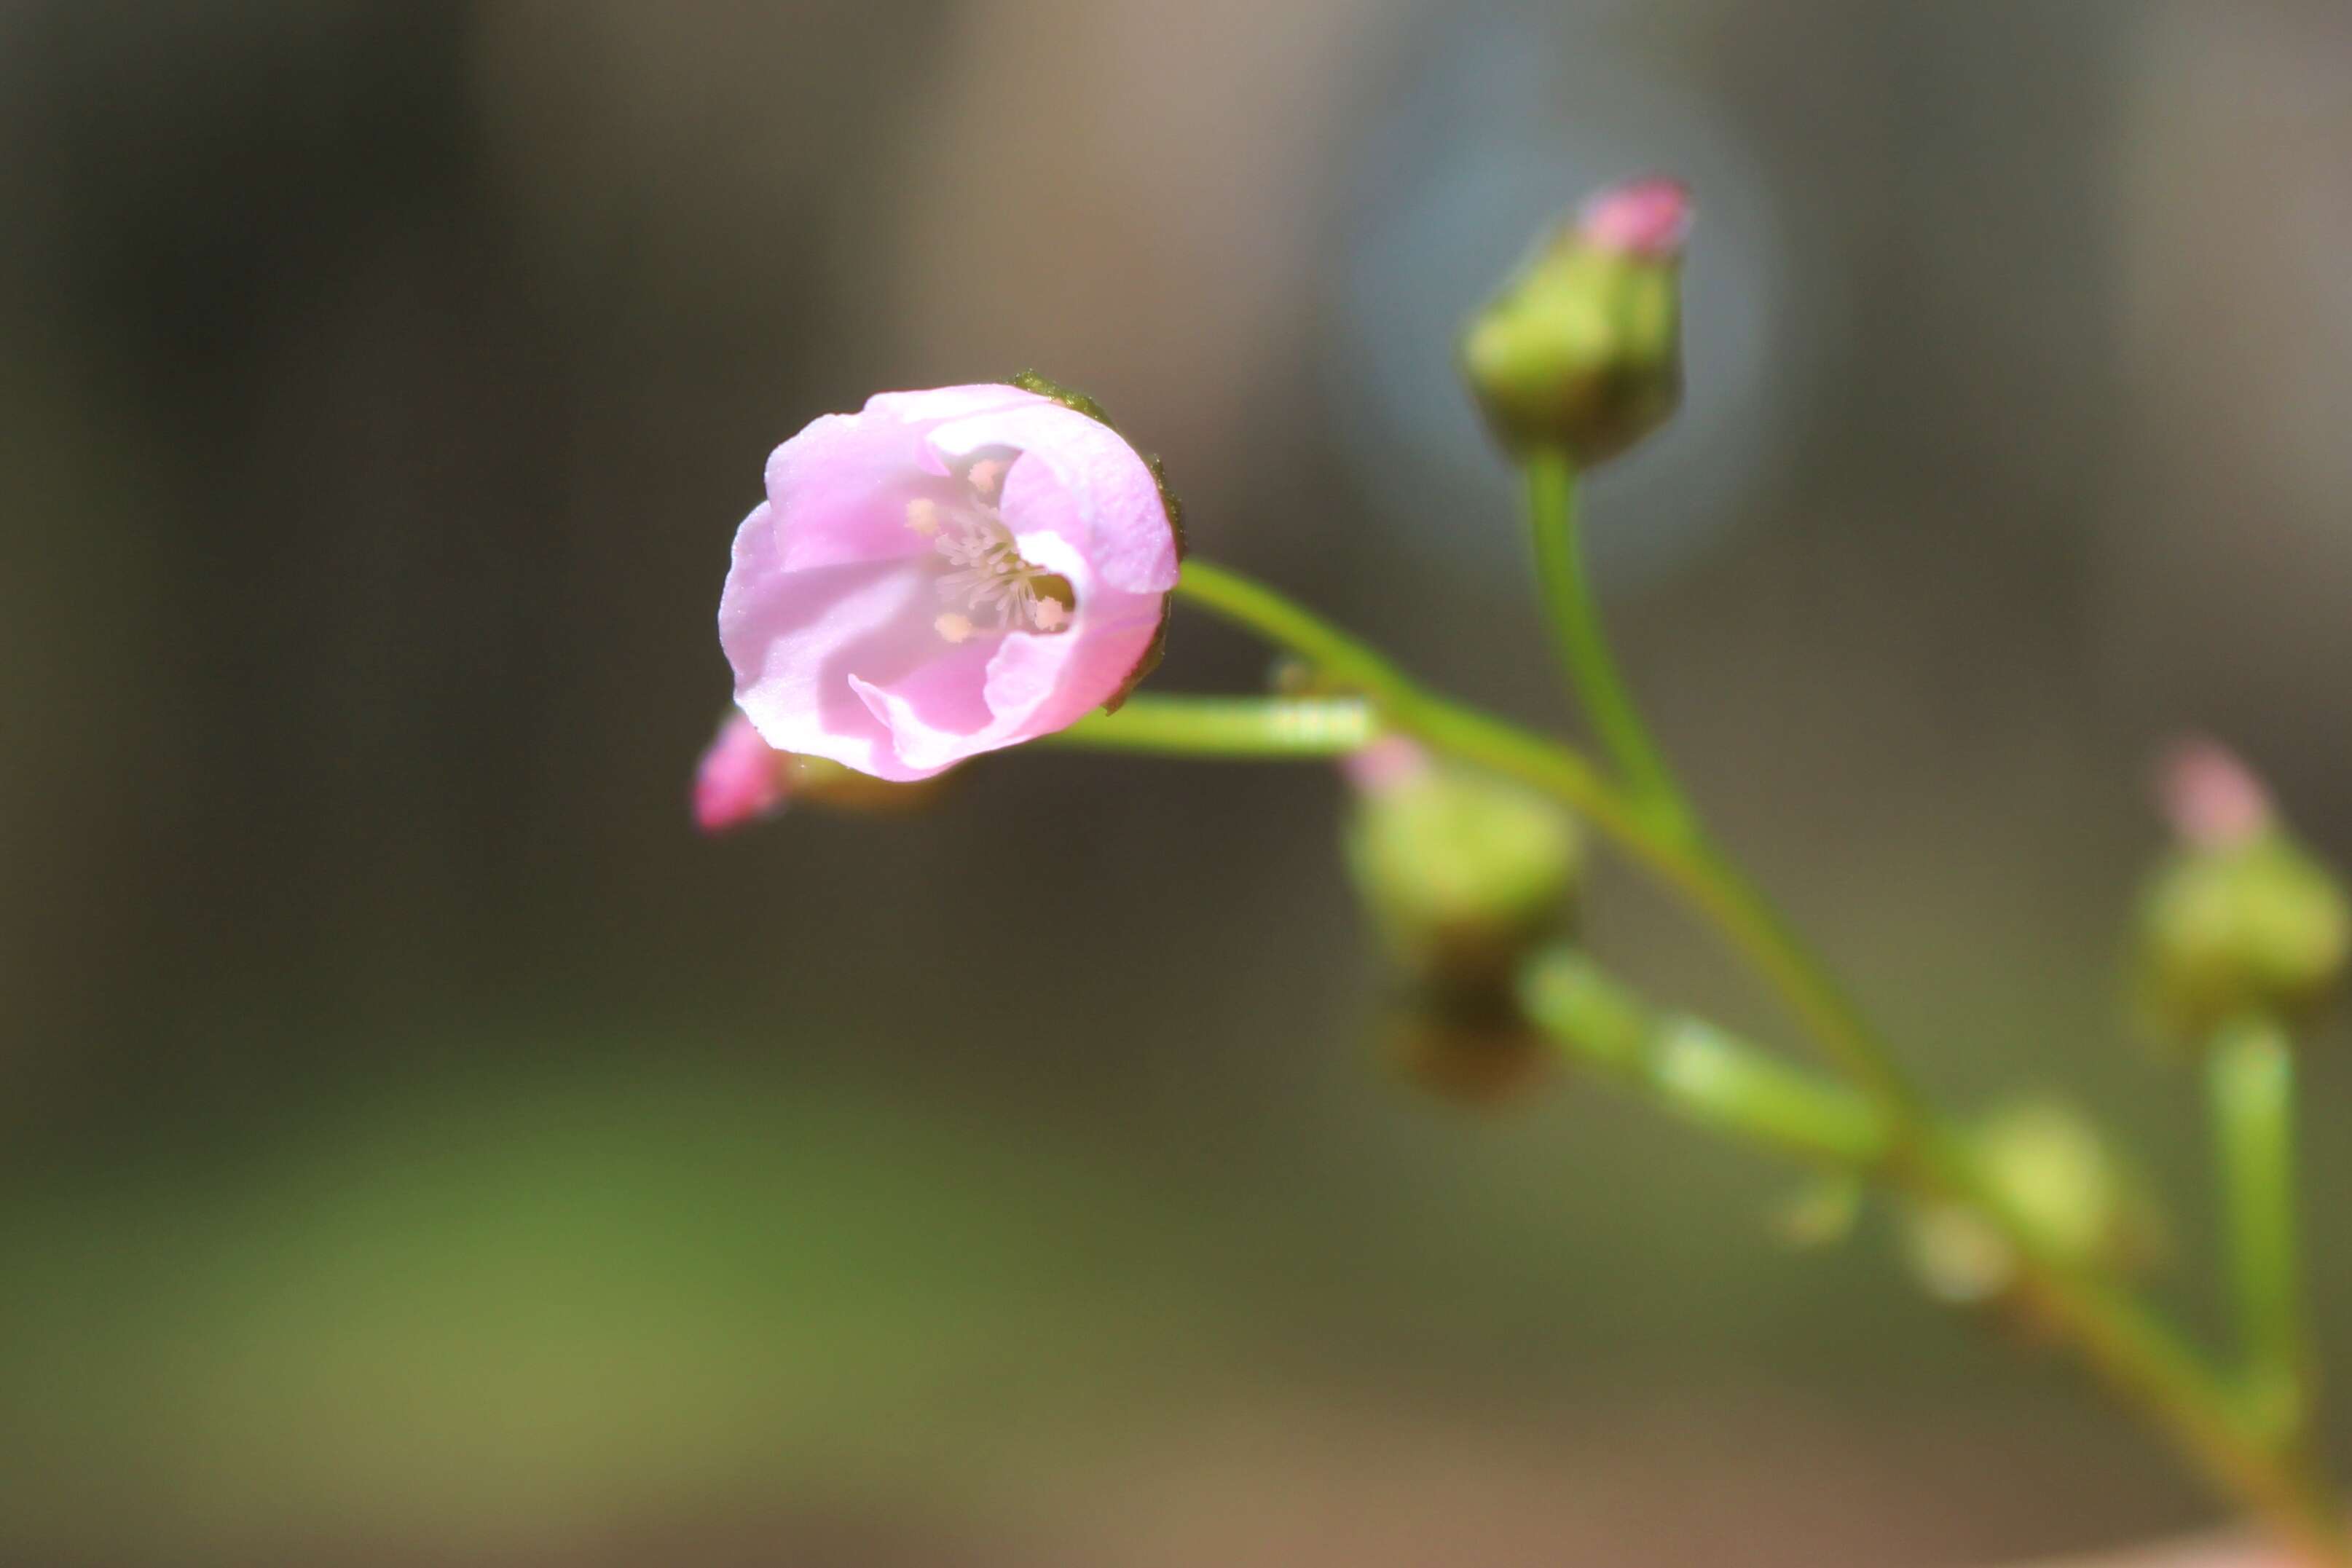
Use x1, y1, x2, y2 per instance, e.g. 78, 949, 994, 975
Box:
1651, 1018, 1891, 1167
2210, 1014, 2313, 1443
1170, 556, 2351, 1564
1178, 559, 1927, 1122
1522, 951, 1889, 1168
1520, 450, 1929, 1119
1176, 560, 1641, 836
1519, 959, 2345, 1565
1050, 695, 1376, 757
1525, 448, 1689, 831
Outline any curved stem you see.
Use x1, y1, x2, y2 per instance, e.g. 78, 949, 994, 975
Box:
1175, 559, 1643, 840
1171, 556, 2350, 1564
1525, 449, 1688, 831
1179, 559, 1928, 1121
2211, 1014, 2313, 1443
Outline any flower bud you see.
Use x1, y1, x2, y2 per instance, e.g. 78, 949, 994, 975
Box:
1459, 177, 1689, 464
692, 710, 956, 833
1901, 1101, 2166, 1308
1342, 740, 1582, 992
693, 712, 792, 833
2133, 741, 2348, 1045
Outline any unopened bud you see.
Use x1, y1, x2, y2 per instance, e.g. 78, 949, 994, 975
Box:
2135, 741, 2348, 1044
1460, 177, 1690, 464
1903, 1101, 2166, 1309
693, 712, 792, 833
1342, 741, 1582, 991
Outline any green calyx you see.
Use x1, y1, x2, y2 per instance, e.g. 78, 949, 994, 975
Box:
1459, 228, 1683, 465
1903, 1100, 2167, 1307
2135, 834, 2351, 1047
1345, 761, 1582, 993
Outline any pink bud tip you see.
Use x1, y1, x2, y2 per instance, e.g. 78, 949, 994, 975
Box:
2158, 736, 2273, 850
1578, 177, 1694, 259
1342, 735, 1434, 795
693, 712, 790, 834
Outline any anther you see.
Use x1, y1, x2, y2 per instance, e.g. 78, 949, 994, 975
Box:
965, 457, 1008, 503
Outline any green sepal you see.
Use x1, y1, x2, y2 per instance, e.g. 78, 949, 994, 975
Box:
1007, 368, 1115, 427
2133, 832, 2351, 1048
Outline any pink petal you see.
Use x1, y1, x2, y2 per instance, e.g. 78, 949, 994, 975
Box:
761, 420, 946, 574
720, 528, 940, 777
848, 639, 1006, 777
927, 402, 1180, 596
865, 385, 1045, 425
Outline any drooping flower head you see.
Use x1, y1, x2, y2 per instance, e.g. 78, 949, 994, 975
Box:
719, 384, 1182, 781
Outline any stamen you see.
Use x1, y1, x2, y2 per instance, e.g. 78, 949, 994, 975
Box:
919, 459, 1074, 637
965, 457, 1008, 503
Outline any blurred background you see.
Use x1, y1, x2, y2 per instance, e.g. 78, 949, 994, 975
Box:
5, 1, 2351, 1563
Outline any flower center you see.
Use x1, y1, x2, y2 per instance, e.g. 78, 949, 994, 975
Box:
905, 457, 1074, 642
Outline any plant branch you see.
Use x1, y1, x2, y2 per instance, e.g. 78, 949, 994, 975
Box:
1170, 554, 2350, 1564
2210, 1013, 2313, 1444
1524, 449, 1688, 831
1050, 694, 1377, 757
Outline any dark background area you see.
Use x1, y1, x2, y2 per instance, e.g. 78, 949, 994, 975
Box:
5, 2, 2351, 1563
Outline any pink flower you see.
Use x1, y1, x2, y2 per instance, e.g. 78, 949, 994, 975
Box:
2158, 736, 2274, 850
693, 712, 790, 834
1577, 177, 1694, 259
719, 385, 1181, 781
